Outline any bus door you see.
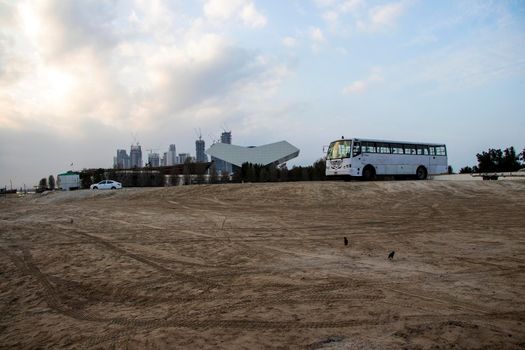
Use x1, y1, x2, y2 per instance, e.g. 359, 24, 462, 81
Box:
351, 141, 362, 172
429, 145, 447, 174
429, 146, 438, 173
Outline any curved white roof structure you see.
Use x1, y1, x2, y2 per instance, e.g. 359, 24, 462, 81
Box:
206, 141, 300, 167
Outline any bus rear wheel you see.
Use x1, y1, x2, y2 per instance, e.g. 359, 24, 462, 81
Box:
416, 166, 427, 180
362, 166, 376, 181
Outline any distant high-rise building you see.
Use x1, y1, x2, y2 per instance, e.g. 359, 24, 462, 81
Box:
148, 152, 160, 167
166, 144, 177, 165
161, 152, 167, 166
130, 144, 142, 168
177, 153, 192, 164
212, 131, 232, 173
220, 131, 231, 144
196, 138, 207, 162
114, 149, 130, 169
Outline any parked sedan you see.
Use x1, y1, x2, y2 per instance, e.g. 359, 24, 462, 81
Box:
90, 180, 122, 190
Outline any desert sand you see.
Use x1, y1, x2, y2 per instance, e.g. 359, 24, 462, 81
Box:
0, 180, 524, 349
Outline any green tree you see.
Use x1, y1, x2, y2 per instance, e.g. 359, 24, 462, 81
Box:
48, 175, 55, 190
312, 159, 326, 180
157, 168, 166, 186
279, 165, 288, 182
209, 163, 218, 184
268, 164, 278, 182
38, 178, 47, 190
247, 164, 256, 182
500, 146, 521, 171
476, 149, 502, 172
301, 167, 309, 181
476, 147, 521, 172
183, 161, 191, 185
108, 169, 117, 181
459, 166, 473, 174
259, 167, 269, 182
93, 168, 105, 183
80, 171, 91, 189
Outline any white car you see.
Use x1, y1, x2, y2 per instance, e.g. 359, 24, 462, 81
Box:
90, 180, 122, 190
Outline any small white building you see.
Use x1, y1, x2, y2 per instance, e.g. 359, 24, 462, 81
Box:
57, 171, 80, 191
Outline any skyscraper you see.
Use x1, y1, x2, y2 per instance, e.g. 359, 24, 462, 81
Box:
196, 138, 207, 162
130, 144, 142, 168
167, 144, 177, 165
220, 131, 231, 144
148, 152, 160, 167
114, 149, 130, 169
177, 153, 192, 164
212, 131, 232, 174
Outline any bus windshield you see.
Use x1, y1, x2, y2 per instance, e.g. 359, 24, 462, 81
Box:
327, 140, 352, 159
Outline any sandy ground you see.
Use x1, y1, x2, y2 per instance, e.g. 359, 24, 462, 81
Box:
0, 180, 524, 349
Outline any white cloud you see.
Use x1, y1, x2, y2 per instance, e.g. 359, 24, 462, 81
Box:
371, 2, 405, 26
357, 1, 409, 32
342, 67, 383, 95
203, 0, 266, 28
339, 0, 363, 13
313, 0, 338, 8
282, 36, 297, 47
0, 0, 283, 137
310, 27, 325, 42
342, 80, 366, 94
203, 0, 245, 20
240, 3, 267, 28
322, 10, 339, 28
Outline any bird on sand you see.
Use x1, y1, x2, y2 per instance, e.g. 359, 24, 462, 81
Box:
388, 251, 395, 260
344, 237, 348, 246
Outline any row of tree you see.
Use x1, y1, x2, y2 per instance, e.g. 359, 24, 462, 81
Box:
233, 159, 326, 183
460, 146, 525, 173
38, 175, 56, 191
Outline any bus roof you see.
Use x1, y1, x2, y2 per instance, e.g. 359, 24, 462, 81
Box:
332, 138, 446, 146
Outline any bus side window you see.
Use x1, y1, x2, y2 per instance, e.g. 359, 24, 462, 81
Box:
352, 142, 361, 157
391, 144, 403, 154
429, 146, 436, 156
436, 146, 446, 156
362, 141, 368, 153
378, 143, 390, 153
421, 146, 429, 155
404, 144, 416, 155
363, 142, 376, 153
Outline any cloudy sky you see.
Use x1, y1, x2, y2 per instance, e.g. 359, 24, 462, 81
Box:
1, 0, 524, 187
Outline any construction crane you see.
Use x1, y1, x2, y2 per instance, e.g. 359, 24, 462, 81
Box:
194, 128, 203, 141
131, 132, 140, 146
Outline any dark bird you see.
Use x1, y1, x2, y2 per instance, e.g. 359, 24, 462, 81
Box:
344, 237, 348, 246
388, 251, 395, 260
70, 218, 74, 224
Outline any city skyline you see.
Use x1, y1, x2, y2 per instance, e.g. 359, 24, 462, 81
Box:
1, 1, 524, 187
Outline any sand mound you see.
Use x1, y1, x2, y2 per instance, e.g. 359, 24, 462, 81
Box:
1, 180, 524, 349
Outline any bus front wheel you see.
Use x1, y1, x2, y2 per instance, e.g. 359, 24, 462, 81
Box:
362, 166, 376, 181
416, 166, 427, 180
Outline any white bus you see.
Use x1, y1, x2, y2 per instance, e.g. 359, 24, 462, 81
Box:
325, 138, 448, 180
